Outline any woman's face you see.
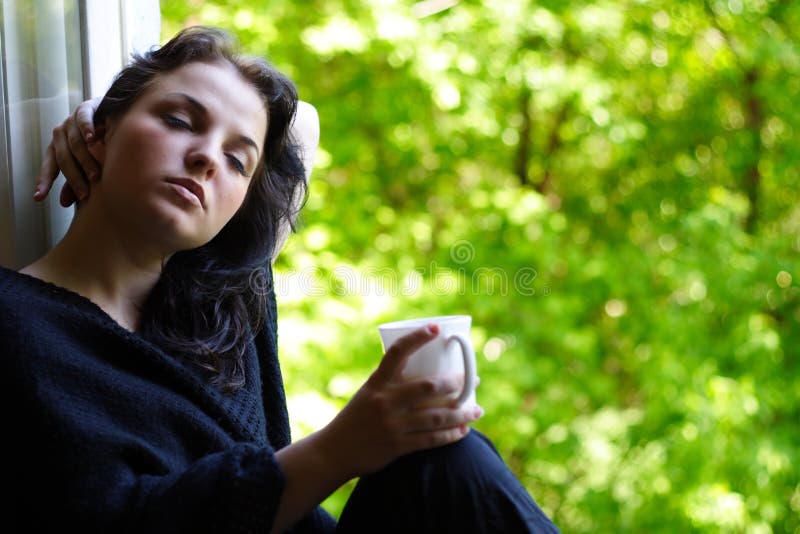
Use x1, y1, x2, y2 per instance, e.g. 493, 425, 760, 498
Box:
91, 60, 268, 253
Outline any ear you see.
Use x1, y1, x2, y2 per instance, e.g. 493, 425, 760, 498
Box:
87, 123, 109, 164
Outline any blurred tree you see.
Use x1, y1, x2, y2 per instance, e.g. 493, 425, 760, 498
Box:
161, 1, 800, 531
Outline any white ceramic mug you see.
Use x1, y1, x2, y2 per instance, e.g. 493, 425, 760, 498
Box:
378, 315, 478, 407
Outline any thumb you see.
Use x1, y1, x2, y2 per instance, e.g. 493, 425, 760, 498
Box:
373, 324, 439, 383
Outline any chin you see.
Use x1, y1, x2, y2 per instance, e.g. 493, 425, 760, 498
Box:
150, 213, 211, 251
173, 235, 213, 254
151, 225, 208, 256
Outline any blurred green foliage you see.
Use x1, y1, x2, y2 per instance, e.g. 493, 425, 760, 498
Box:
163, 1, 799, 531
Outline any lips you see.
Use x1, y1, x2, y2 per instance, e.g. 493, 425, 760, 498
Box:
165, 177, 205, 208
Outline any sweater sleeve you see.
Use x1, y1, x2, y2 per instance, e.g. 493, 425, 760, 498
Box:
6, 342, 290, 533
133, 444, 285, 532
1, 300, 281, 532
1, 272, 336, 533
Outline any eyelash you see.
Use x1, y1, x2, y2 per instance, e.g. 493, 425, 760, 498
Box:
226, 154, 247, 176
164, 115, 191, 130
165, 115, 248, 177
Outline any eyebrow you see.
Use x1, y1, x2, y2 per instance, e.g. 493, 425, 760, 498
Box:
167, 92, 261, 159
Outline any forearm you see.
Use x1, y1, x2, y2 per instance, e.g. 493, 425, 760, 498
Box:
272, 427, 351, 533
270, 325, 483, 532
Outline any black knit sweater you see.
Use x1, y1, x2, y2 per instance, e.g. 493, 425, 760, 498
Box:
0, 266, 335, 533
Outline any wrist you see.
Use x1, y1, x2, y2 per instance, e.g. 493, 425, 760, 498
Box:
271, 425, 354, 533
313, 421, 358, 482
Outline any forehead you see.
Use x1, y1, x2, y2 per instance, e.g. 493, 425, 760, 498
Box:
142, 61, 268, 147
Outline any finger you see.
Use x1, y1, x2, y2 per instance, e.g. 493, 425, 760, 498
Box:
51, 124, 89, 201
59, 182, 77, 207
401, 405, 483, 434
66, 113, 101, 182
75, 97, 101, 142
33, 143, 59, 201
374, 324, 439, 382
388, 375, 462, 408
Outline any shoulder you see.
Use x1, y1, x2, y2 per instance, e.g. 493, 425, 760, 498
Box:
0, 264, 20, 293
0, 266, 55, 315
0, 269, 57, 386
0, 267, 80, 354
0, 267, 35, 321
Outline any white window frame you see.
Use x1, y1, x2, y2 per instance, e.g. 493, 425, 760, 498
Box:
81, 0, 161, 98
0, 0, 160, 270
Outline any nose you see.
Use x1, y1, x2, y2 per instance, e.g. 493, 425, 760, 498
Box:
185, 140, 220, 179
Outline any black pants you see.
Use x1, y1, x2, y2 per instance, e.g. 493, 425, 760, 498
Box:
334, 430, 559, 533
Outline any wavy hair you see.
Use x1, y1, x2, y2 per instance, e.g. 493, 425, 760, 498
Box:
94, 26, 306, 391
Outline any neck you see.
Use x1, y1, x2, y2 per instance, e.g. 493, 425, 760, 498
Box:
21, 199, 169, 332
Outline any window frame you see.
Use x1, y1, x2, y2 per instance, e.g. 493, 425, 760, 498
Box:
0, 0, 160, 269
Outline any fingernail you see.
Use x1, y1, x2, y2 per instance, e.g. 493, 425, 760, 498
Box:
427, 324, 439, 335
33, 186, 41, 198
474, 406, 484, 418
84, 131, 94, 143
89, 171, 99, 182
77, 187, 88, 200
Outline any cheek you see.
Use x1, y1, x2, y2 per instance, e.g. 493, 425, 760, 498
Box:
105, 120, 172, 175
215, 180, 252, 221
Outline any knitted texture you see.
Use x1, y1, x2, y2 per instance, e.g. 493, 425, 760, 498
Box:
0, 266, 334, 533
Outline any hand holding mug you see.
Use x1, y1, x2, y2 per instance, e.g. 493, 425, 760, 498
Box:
378, 315, 479, 409
318, 323, 483, 478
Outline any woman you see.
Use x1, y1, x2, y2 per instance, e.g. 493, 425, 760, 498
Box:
5, 26, 558, 533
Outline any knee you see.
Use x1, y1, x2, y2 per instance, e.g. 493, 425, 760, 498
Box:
430, 429, 507, 482
341, 430, 559, 533
417, 429, 500, 468
438, 428, 501, 463
372, 429, 507, 489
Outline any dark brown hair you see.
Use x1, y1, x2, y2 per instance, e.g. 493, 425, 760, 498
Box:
95, 26, 306, 391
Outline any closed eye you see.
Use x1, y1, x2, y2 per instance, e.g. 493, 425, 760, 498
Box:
164, 115, 192, 130
226, 154, 247, 176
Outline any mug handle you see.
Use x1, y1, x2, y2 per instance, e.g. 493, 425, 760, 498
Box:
446, 333, 476, 406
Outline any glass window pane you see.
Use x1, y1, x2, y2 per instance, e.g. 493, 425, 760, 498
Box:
0, 0, 83, 268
